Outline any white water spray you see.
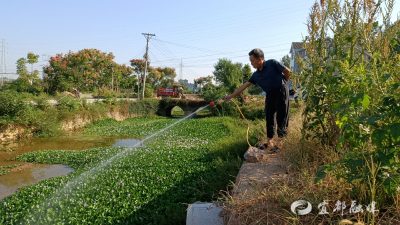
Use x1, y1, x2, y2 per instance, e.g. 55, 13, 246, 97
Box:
21, 105, 210, 223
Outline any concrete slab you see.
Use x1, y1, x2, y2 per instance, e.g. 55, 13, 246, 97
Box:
231, 155, 289, 200
186, 201, 224, 225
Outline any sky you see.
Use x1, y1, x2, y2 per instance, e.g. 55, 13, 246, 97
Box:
1, 0, 400, 83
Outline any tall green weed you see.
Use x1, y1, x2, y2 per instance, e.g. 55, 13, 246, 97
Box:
295, 0, 400, 213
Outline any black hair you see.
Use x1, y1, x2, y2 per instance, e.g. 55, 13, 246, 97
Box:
248, 48, 264, 60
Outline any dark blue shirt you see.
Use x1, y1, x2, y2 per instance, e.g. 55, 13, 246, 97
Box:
248, 59, 286, 93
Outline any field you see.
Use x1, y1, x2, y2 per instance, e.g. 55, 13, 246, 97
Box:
2, 115, 254, 224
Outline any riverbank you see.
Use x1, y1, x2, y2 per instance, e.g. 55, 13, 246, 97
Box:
0, 91, 161, 142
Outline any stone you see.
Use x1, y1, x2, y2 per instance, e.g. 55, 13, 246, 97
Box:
244, 147, 268, 163
186, 202, 224, 225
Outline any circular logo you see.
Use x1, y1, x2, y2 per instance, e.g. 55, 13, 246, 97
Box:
291, 200, 312, 215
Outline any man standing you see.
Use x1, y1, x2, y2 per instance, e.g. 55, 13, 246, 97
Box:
225, 48, 291, 151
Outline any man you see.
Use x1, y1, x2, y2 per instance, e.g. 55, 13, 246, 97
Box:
225, 48, 291, 151
73, 88, 81, 99
178, 86, 184, 97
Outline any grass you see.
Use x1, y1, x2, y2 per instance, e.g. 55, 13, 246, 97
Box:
220, 102, 400, 225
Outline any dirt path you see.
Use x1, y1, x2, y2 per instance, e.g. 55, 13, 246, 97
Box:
222, 151, 292, 225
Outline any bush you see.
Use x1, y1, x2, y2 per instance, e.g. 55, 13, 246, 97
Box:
248, 84, 263, 95
35, 93, 51, 111
0, 90, 30, 124
129, 99, 160, 116
28, 108, 63, 137
56, 95, 82, 112
199, 86, 227, 103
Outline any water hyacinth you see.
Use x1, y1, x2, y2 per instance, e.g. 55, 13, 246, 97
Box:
3, 116, 245, 224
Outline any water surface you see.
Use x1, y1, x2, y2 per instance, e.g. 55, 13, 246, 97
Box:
0, 133, 143, 199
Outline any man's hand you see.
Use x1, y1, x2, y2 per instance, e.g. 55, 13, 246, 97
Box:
225, 95, 232, 102
283, 67, 291, 82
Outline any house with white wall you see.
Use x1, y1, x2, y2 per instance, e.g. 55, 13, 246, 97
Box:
289, 42, 307, 74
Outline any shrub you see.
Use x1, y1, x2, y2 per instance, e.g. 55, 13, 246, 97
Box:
28, 108, 63, 137
0, 90, 30, 124
35, 94, 51, 111
56, 95, 82, 112
129, 99, 160, 116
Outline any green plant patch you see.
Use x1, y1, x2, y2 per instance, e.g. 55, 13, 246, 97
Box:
0, 164, 20, 176
4, 116, 248, 224
0, 147, 18, 152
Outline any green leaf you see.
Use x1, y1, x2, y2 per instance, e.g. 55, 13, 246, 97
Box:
315, 165, 330, 183
371, 129, 389, 147
382, 74, 392, 82
391, 83, 400, 91
341, 86, 350, 95
366, 115, 381, 126
350, 93, 364, 106
391, 40, 398, 47
345, 36, 354, 43
373, 21, 379, 28
382, 175, 400, 196
362, 94, 370, 109
388, 123, 400, 142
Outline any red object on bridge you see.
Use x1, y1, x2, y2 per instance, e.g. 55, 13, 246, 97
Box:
157, 85, 183, 98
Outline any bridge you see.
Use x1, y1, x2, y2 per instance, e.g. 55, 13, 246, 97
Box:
157, 98, 209, 118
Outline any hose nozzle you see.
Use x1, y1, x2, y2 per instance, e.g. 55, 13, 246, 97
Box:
210, 95, 227, 105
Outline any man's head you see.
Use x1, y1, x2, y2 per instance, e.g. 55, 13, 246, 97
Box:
249, 48, 264, 69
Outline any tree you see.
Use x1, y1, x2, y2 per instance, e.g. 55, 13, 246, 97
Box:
179, 80, 189, 93
241, 64, 252, 84
281, 54, 290, 68
130, 59, 177, 97
152, 67, 176, 89
213, 58, 243, 92
15, 53, 40, 92
44, 49, 132, 93
194, 75, 213, 93
16, 58, 28, 77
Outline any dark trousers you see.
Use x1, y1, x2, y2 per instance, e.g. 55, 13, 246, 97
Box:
265, 85, 289, 139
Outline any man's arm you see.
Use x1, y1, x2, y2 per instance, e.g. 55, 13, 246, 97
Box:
283, 67, 291, 82
225, 82, 253, 101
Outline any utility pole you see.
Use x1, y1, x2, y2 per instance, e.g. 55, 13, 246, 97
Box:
107, 64, 116, 91
111, 65, 115, 91
141, 33, 155, 99
0, 39, 6, 86
179, 59, 183, 83
137, 73, 140, 99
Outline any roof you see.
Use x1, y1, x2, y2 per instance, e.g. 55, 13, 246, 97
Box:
292, 42, 305, 50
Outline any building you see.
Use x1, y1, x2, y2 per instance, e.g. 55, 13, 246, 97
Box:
289, 42, 307, 74
178, 79, 194, 89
